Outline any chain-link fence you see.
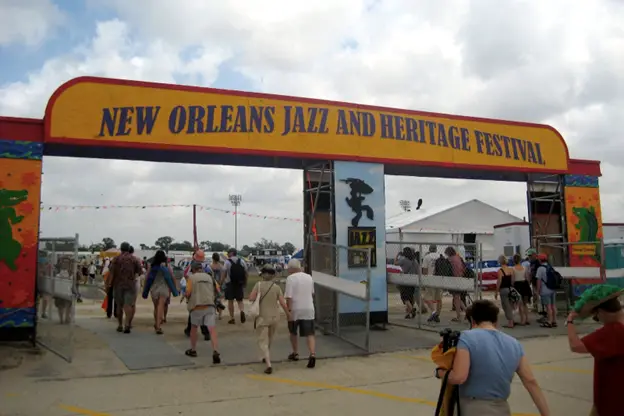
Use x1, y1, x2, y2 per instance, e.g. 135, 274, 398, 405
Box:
36, 235, 79, 362
310, 240, 371, 352
537, 240, 606, 316
386, 242, 481, 333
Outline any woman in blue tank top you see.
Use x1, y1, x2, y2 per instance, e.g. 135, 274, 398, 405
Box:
435, 300, 550, 416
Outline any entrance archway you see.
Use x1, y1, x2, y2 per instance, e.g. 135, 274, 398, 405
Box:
0, 77, 603, 357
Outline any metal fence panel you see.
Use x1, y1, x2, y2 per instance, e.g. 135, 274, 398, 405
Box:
386, 241, 481, 333
36, 235, 79, 362
310, 240, 371, 352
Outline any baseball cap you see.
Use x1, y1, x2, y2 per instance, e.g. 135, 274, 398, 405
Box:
537, 253, 548, 262
525, 248, 537, 256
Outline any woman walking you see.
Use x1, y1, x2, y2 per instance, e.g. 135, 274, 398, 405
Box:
144, 250, 176, 334
395, 247, 421, 319
248, 264, 290, 374
211, 252, 225, 319
495, 255, 516, 328
512, 254, 532, 326
435, 300, 550, 415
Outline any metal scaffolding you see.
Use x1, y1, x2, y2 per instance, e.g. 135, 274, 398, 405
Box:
526, 173, 568, 266
302, 161, 335, 270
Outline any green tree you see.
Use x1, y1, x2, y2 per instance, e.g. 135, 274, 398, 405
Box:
139, 243, 149, 250
102, 237, 116, 250
281, 242, 296, 254
210, 241, 230, 252
89, 243, 104, 253
254, 238, 280, 250
170, 240, 193, 251
155, 236, 174, 252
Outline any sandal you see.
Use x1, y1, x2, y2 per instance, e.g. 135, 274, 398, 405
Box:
288, 353, 299, 361
185, 349, 197, 357
155, 328, 163, 335
264, 367, 273, 374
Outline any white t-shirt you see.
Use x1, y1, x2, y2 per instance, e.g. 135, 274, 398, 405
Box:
422, 252, 438, 275
88, 264, 96, 275
285, 271, 315, 321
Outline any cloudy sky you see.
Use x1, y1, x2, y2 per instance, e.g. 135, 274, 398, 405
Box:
2, 0, 622, 249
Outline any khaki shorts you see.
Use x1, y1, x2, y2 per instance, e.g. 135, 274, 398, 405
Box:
425, 288, 442, 302
114, 286, 137, 308
190, 307, 216, 328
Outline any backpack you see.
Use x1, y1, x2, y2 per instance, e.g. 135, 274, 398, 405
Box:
228, 258, 246, 285
463, 266, 476, 279
541, 265, 562, 290
434, 255, 454, 277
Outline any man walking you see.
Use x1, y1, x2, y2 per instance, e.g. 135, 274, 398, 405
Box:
223, 248, 247, 324
184, 261, 221, 363
285, 259, 316, 368
108, 242, 141, 333
422, 244, 441, 322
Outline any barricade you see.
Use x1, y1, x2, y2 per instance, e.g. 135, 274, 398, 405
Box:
386, 242, 481, 333
310, 241, 372, 352
36, 235, 79, 362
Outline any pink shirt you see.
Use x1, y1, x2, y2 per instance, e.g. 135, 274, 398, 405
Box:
448, 255, 465, 277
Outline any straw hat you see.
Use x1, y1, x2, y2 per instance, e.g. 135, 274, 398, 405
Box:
573, 284, 624, 318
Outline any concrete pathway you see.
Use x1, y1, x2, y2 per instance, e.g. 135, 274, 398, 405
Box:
1, 336, 594, 416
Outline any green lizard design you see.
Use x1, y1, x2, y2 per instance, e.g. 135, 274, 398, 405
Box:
573, 206, 600, 261
0, 189, 28, 271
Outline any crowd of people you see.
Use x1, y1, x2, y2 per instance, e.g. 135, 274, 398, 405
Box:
103, 243, 317, 373
394, 245, 565, 329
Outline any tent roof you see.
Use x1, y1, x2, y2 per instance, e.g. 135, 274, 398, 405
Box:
385, 199, 523, 232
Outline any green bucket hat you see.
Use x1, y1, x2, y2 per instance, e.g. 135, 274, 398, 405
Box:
573, 284, 624, 318
525, 248, 537, 256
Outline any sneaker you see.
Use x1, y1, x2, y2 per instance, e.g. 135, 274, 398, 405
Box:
212, 351, 221, 364
288, 353, 299, 361
240, 311, 246, 324
307, 355, 316, 369
228, 319, 236, 325
123, 326, 131, 334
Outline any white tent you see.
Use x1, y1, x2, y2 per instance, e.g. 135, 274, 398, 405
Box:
386, 199, 523, 260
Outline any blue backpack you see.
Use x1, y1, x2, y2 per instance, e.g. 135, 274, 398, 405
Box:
542, 265, 563, 290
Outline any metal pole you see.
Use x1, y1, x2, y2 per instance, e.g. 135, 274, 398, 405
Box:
234, 204, 238, 250
192, 204, 198, 250
365, 247, 372, 353
417, 243, 423, 329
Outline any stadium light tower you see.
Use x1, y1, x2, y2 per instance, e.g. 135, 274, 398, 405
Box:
399, 200, 411, 212
229, 194, 242, 250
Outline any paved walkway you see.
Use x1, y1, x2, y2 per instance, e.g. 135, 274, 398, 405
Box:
1, 335, 594, 416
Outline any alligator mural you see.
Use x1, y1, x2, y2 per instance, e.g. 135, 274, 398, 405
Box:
573, 205, 600, 262
0, 188, 28, 271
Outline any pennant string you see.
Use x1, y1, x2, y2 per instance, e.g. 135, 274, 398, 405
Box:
39, 203, 302, 222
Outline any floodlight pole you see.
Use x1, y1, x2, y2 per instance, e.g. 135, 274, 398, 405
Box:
229, 194, 242, 250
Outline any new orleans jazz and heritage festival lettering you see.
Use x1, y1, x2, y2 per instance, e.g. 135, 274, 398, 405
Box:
97, 104, 546, 165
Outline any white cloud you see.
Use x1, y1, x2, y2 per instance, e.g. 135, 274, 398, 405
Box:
0, 0, 65, 46
2, 0, 624, 249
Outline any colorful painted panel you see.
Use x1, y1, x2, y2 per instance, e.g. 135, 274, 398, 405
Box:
564, 174, 599, 188
334, 161, 387, 315
564, 182, 604, 291
0, 140, 42, 328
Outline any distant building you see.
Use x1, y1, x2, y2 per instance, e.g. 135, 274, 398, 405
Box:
385, 199, 523, 260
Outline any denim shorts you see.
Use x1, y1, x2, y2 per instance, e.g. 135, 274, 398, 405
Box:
540, 293, 556, 305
